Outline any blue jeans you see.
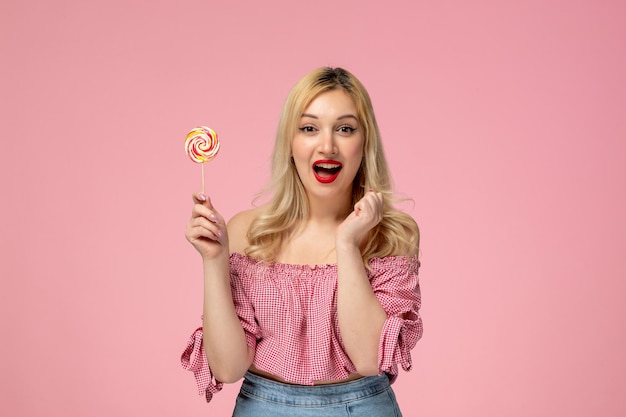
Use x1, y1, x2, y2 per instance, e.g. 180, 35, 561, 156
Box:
232, 372, 403, 417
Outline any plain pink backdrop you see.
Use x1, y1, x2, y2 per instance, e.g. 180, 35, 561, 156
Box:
2, 1, 625, 416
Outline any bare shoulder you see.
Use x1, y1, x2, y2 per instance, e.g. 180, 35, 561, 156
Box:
227, 205, 268, 254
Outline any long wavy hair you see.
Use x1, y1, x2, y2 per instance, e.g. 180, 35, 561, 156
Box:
246, 67, 419, 264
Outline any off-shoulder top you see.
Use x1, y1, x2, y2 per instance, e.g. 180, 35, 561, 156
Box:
181, 252, 422, 402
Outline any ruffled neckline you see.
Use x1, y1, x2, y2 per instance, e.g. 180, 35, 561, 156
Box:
229, 251, 419, 271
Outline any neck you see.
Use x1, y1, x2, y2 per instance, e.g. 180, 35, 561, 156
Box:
305, 191, 353, 225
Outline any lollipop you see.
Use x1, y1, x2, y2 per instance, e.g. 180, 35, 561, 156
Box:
185, 126, 220, 194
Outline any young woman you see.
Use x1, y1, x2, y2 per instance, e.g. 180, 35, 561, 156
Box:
182, 67, 422, 416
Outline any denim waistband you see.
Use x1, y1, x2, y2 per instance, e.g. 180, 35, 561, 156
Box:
240, 372, 391, 406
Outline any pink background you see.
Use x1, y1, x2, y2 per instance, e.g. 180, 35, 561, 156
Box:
2, 1, 625, 416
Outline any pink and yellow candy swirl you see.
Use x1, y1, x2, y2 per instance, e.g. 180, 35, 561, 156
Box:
185, 126, 220, 163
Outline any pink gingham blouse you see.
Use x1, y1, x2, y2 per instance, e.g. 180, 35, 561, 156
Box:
181, 252, 422, 402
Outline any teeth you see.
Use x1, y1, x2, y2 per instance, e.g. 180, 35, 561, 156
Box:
315, 163, 341, 169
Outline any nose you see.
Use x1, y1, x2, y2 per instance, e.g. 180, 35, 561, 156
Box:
319, 129, 337, 155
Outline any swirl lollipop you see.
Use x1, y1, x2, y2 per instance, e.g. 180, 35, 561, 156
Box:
185, 126, 220, 193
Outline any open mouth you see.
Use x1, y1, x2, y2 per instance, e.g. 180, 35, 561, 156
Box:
312, 160, 342, 183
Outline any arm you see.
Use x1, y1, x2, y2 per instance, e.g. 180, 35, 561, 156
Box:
336, 242, 387, 376
335, 191, 387, 375
201, 257, 254, 383
185, 193, 254, 383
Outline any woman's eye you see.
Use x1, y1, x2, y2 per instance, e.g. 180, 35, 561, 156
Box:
338, 126, 356, 134
299, 126, 316, 133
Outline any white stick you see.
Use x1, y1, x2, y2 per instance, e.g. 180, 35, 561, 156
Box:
202, 162, 205, 195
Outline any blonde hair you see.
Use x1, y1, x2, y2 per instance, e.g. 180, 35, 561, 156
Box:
247, 67, 419, 263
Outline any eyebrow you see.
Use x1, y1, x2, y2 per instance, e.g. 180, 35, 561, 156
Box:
301, 113, 358, 121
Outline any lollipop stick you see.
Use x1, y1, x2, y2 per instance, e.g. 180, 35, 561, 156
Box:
201, 162, 205, 195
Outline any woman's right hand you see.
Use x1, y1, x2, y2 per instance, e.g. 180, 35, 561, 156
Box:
185, 193, 229, 260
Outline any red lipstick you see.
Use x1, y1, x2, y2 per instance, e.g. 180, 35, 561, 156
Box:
312, 159, 343, 184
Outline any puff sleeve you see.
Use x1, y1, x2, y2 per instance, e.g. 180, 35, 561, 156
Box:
369, 256, 422, 381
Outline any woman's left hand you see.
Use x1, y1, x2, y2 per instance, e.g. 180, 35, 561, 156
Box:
336, 190, 384, 249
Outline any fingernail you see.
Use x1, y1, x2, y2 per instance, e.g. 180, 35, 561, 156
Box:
198, 194, 206, 201
216, 230, 223, 238
209, 214, 218, 222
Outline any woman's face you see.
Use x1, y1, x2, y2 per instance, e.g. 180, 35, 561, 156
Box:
291, 88, 364, 202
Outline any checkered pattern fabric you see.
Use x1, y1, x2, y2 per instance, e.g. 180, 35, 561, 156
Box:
181, 253, 422, 402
